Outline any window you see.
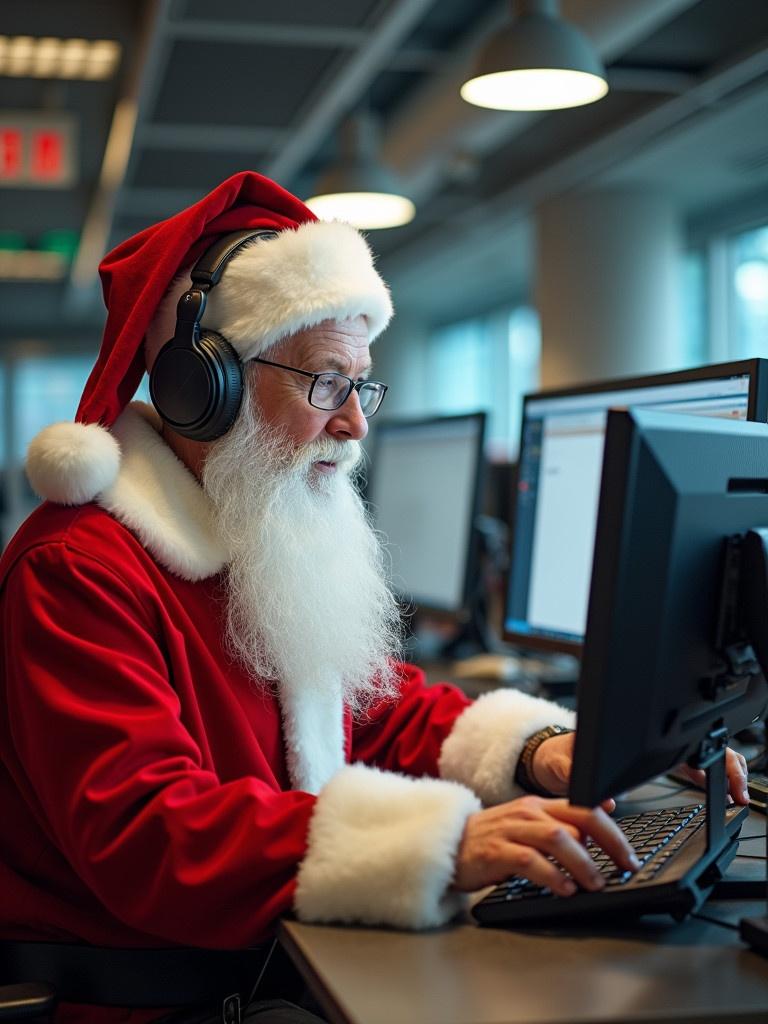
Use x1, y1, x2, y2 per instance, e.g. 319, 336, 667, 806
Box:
11, 360, 151, 463
693, 220, 768, 365
681, 249, 706, 366
1, 349, 151, 547
732, 224, 768, 360
13, 354, 96, 461
426, 305, 541, 459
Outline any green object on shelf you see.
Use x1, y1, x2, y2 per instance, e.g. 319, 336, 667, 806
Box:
39, 229, 79, 261
0, 231, 26, 251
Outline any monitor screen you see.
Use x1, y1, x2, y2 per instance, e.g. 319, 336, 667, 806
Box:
505, 361, 768, 654
367, 412, 486, 613
570, 408, 768, 806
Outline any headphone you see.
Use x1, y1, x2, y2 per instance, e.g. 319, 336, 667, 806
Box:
149, 228, 278, 442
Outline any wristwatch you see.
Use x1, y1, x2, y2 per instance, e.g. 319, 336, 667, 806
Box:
514, 724, 574, 796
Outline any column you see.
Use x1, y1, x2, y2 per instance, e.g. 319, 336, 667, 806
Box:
535, 190, 684, 388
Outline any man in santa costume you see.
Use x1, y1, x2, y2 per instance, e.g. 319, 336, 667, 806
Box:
0, 172, 749, 1022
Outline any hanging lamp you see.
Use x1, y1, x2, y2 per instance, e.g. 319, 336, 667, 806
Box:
305, 114, 415, 230
461, 0, 608, 111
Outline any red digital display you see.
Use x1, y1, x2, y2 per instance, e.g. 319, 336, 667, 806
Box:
0, 129, 23, 179
32, 131, 64, 179
0, 117, 73, 187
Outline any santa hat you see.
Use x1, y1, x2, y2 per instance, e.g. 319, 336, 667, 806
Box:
26, 171, 393, 506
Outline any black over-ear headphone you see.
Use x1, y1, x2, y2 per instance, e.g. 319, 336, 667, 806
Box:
149, 228, 278, 442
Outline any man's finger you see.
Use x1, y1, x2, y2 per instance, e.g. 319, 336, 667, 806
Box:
546, 801, 640, 872
499, 842, 578, 897
727, 752, 750, 804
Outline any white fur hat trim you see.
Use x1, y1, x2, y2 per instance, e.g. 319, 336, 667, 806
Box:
146, 220, 393, 361
204, 219, 393, 359
26, 421, 121, 506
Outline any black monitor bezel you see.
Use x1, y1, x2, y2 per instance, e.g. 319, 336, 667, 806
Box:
504, 358, 768, 656
570, 407, 768, 806
367, 410, 487, 616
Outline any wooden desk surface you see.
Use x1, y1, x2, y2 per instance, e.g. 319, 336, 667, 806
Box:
280, 789, 768, 1024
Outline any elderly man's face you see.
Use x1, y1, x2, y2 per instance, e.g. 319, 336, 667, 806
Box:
249, 315, 372, 468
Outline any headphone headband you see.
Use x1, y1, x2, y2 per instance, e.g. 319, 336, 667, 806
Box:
192, 229, 279, 289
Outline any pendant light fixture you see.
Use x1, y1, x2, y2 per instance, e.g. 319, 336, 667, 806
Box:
305, 113, 415, 230
461, 0, 608, 112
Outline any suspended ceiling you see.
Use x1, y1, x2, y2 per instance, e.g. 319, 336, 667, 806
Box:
2, 0, 768, 338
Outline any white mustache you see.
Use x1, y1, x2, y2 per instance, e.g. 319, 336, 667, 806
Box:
294, 437, 363, 473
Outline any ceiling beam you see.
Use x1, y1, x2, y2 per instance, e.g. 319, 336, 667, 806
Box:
67, 0, 165, 298
135, 122, 287, 151
265, 0, 439, 184
121, 0, 177, 188
607, 67, 699, 93
117, 187, 206, 219
169, 20, 368, 48
166, 18, 442, 70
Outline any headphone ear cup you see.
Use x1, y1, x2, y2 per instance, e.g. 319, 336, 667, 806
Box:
149, 330, 244, 442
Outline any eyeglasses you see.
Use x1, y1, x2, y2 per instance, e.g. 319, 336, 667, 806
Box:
250, 356, 388, 418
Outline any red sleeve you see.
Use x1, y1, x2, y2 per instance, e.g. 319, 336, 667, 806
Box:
1, 542, 315, 948
350, 661, 471, 777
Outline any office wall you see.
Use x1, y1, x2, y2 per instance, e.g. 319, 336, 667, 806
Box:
370, 314, 431, 420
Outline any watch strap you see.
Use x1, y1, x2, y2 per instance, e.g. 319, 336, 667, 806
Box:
514, 724, 574, 796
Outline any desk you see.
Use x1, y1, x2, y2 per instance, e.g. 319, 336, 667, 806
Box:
280, 787, 768, 1024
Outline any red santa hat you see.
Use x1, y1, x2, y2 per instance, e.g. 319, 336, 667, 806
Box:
26, 170, 393, 506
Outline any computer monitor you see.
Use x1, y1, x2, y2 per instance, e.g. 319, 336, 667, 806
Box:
366, 412, 486, 614
570, 407, 768, 808
505, 359, 768, 655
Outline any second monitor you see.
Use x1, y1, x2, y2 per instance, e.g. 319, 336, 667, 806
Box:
505, 359, 768, 655
367, 411, 486, 615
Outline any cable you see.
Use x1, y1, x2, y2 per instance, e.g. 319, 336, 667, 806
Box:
691, 911, 740, 932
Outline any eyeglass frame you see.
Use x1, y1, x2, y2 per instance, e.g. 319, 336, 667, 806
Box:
249, 355, 388, 418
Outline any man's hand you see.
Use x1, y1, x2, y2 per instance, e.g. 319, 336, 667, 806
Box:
530, 733, 750, 804
529, 730, 575, 796
452, 796, 640, 895
672, 749, 750, 805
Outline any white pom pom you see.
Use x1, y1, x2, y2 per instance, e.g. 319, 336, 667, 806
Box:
26, 422, 121, 506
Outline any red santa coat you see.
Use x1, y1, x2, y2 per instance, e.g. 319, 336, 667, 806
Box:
0, 405, 574, 979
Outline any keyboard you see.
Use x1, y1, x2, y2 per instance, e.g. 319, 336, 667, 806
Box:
746, 770, 768, 813
473, 802, 748, 928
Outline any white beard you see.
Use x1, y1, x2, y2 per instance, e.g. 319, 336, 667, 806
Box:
201, 378, 402, 718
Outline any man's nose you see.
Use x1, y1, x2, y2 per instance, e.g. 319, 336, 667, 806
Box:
326, 389, 369, 442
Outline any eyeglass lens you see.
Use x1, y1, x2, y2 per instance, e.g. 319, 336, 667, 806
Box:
311, 374, 385, 417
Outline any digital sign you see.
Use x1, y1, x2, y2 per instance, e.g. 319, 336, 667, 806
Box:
0, 112, 75, 187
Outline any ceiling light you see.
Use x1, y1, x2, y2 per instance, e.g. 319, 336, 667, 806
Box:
461, 0, 608, 112
306, 114, 415, 231
0, 36, 120, 81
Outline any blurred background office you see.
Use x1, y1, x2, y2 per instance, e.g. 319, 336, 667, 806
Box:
1, 0, 768, 599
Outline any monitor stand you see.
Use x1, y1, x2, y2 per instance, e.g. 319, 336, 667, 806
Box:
678, 728, 750, 915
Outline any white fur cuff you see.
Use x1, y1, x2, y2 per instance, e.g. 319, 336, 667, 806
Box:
294, 764, 481, 930
438, 689, 576, 806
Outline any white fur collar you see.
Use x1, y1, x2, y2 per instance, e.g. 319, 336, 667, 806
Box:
280, 683, 345, 794
97, 402, 229, 581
